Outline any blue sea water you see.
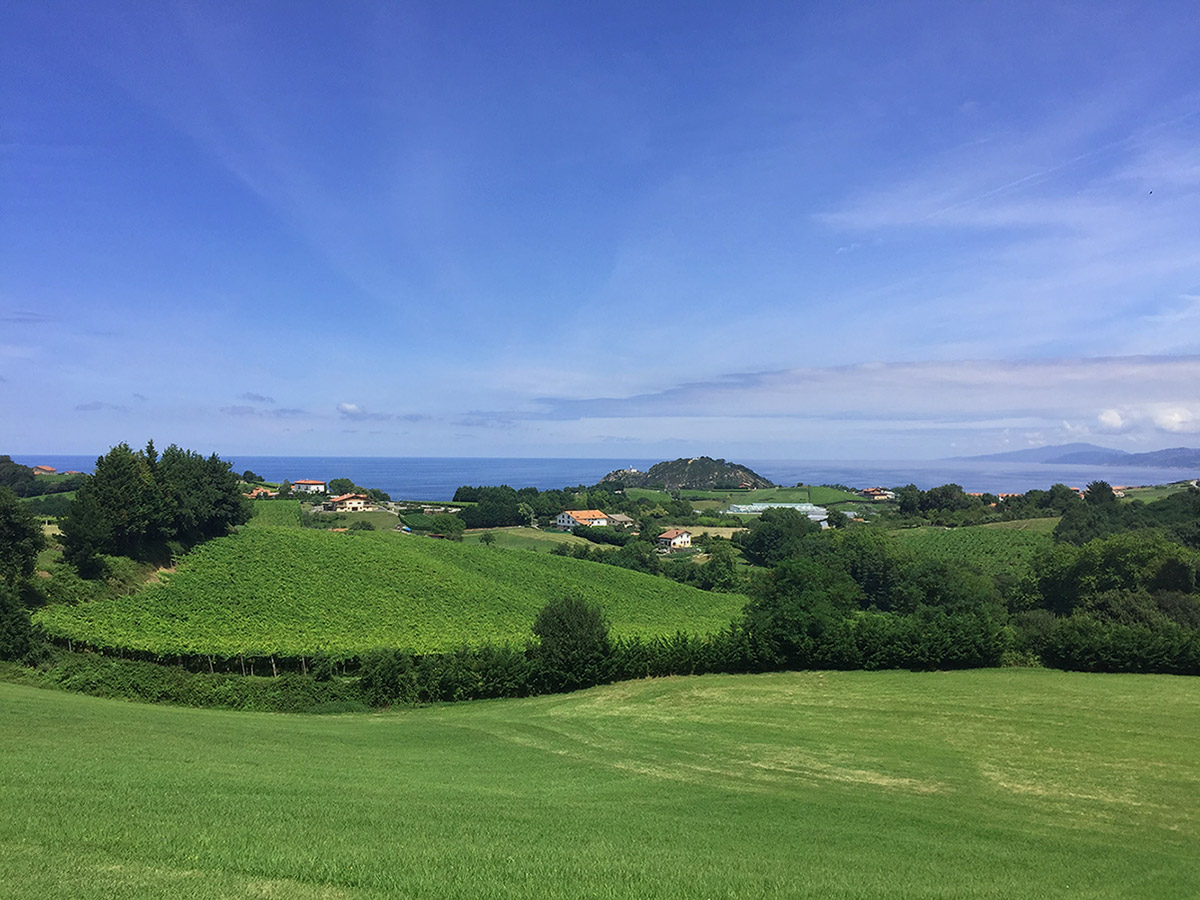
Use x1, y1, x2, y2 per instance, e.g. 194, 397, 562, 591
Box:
14, 454, 1199, 500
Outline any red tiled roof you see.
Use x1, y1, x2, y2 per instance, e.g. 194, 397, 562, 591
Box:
658, 529, 690, 539
294, 479, 326, 485
330, 493, 369, 503
562, 509, 606, 521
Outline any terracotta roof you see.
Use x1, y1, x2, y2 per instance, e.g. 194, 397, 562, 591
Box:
294, 479, 326, 485
658, 529, 690, 539
562, 509, 606, 521
330, 493, 369, 503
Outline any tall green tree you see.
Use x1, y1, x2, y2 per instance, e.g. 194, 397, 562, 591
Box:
532, 597, 612, 691
0, 487, 45, 661
0, 486, 45, 586
60, 441, 251, 573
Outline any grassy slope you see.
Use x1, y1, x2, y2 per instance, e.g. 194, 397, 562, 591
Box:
2, 669, 1197, 899
461, 526, 593, 551
1122, 482, 1197, 503
35, 527, 746, 656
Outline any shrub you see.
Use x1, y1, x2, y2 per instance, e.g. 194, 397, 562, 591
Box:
531, 597, 612, 692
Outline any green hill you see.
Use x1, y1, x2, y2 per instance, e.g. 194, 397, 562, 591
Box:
3, 669, 1198, 899
35, 527, 746, 657
602, 456, 774, 490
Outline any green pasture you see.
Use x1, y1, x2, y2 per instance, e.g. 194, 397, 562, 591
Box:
337, 509, 400, 530
35, 527, 745, 656
2, 668, 1197, 899
461, 526, 593, 551
1122, 481, 1197, 503
623, 487, 674, 503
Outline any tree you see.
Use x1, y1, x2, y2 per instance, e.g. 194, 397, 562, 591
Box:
531, 597, 612, 691
430, 513, 465, 540
278, 480, 292, 498
895, 484, 920, 516
0, 581, 35, 661
744, 558, 863, 667
0, 487, 45, 586
242, 470, 264, 483
699, 539, 739, 591
737, 507, 821, 566
60, 441, 251, 572
480, 531, 497, 546
329, 478, 358, 495
0, 487, 45, 662
1085, 481, 1117, 507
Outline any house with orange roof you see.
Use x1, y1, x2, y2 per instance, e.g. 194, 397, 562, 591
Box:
329, 493, 371, 512
555, 509, 609, 529
657, 529, 692, 550
32, 465, 57, 476
292, 479, 327, 494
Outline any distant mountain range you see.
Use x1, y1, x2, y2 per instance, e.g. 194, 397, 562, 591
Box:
954, 443, 1200, 468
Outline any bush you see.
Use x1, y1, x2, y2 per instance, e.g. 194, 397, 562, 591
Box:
531, 597, 612, 692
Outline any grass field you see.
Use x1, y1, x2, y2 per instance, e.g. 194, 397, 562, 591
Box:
461, 526, 593, 551
2, 669, 1197, 899
689, 486, 865, 507
35, 527, 746, 656
1122, 482, 1197, 503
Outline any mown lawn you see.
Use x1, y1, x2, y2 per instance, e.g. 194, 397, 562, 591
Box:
1, 669, 1197, 899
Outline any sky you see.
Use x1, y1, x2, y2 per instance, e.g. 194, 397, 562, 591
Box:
3, 1, 1200, 460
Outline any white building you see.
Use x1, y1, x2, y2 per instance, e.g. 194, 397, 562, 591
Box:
329, 493, 370, 512
555, 509, 608, 528
292, 479, 327, 494
657, 529, 692, 550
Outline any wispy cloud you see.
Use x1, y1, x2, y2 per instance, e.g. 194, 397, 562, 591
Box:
220, 405, 306, 418
240, 391, 275, 404
514, 356, 1200, 439
0, 311, 55, 325
75, 400, 128, 413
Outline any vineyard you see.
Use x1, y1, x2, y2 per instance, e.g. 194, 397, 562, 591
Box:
890, 523, 1053, 578
245, 499, 302, 527
35, 527, 746, 657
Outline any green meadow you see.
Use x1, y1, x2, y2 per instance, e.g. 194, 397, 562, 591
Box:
2, 668, 1197, 899
461, 526, 593, 551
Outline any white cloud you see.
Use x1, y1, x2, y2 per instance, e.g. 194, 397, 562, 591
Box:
1151, 405, 1199, 433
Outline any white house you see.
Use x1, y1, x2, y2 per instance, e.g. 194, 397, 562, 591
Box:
657, 529, 692, 550
292, 479, 327, 494
329, 493, 370, 512
555, 509, 608, 529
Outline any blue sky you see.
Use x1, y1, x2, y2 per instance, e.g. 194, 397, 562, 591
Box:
3, 1, 1200, 459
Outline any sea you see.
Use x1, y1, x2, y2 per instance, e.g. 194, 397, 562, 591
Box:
16, 455, 1199, 501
